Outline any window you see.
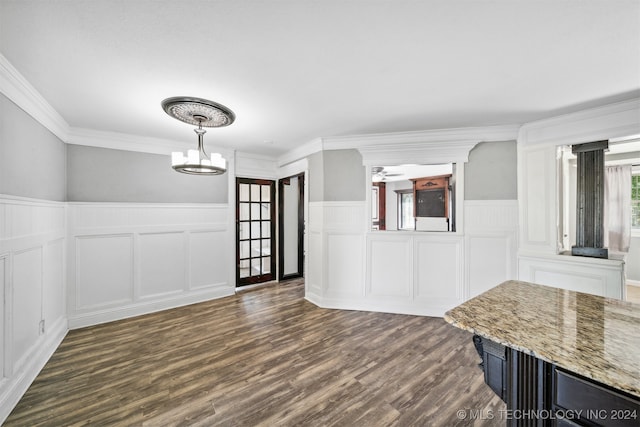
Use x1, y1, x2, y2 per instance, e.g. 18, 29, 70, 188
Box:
398, 191, 414, 230
557, 141, 640, 251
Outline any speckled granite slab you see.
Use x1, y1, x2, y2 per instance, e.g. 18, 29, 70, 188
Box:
444, 280, 640, 398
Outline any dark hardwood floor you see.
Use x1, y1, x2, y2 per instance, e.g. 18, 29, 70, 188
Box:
6, 279, 504, 426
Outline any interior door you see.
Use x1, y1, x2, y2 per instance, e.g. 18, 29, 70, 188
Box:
278, 173, 305, 280
236, 178, 276, 286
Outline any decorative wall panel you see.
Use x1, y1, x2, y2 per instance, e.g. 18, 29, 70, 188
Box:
325, 233, 364, 297
139, 232, 185, 298
75, 235, 134, 309
464, 200, 518, 298
68, 203, 234, 328
518, 254, 624, 299
415, 237, 462, 302
189, 230, 228, 290
0, 196, 68, 423
367, 235, 412, 298
12, 248, 43, 370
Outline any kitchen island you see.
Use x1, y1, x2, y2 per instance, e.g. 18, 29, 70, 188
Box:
444, 280, 639, 427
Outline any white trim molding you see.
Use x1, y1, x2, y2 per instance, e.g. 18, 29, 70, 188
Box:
277, 125, 519, 168
277, 137, 323, 167
0, 53, 69, 142
518, 97, 640, 147
235, 151, 278, 179
359, 140, 479, 166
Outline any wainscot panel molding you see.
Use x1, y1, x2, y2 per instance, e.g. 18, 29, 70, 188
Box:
518, 253, 625, 299
367, 234, 413, 300
0, 195, 67, 424
325, 232, 365, 298
305, 202, 365, 305
414, 235, 464, 306
365, 232, 464, 316
67, 203, 234, 329
464, 200, 518, 298
305, 203, 324, 301
517, 144, 557, 255
306, 200, 470, 317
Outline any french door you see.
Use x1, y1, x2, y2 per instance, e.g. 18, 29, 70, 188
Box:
236, 178, 276, 286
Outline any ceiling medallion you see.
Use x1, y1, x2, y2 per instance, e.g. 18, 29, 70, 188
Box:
161, 96, 235, 175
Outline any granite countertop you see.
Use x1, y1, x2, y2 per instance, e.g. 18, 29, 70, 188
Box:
444, 280, 640, 398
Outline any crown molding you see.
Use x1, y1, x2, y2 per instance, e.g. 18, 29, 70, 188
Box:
518, 98, 640, 147
0, 53, 69, 141
322, 124, 520, 151
358, 139, 481, 166
323, 124, 519, 166
235, 150, 278, 179
277, 137, 324, 167
276, 125, 519, 167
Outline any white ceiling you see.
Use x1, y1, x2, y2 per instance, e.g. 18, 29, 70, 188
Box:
1, 0, 639, 157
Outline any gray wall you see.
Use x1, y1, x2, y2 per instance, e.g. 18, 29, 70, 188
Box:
67, 145, 228, 203
322, 149, 366, 201
308, 151, 324, 203
465, 140, 517, 200
0, 94, 67, 201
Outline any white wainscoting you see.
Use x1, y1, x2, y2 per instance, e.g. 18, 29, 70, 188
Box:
306, 202, 365, 303
308, 201, 520, 316
364, 232, 465, 316
307, 200, 519, 317
0, 195, 68, 423
518, 253, 625, 299
464, 200, 519, 298
517, 144, 557, 255
67, 203, 234, 329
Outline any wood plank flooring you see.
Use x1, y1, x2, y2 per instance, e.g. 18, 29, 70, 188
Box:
6, 279, 505, 426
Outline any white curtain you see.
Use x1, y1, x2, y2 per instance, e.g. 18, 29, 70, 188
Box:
604, 165, 632, 253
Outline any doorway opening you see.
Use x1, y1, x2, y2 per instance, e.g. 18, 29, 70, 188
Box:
278, 173, 305, 280
236, 178, 276, 286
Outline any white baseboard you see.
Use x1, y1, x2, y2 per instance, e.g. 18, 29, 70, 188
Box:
627, 279, 640, 287
304, 294, 451, 318
0, 316, 68, 424
68, 285, 234, 329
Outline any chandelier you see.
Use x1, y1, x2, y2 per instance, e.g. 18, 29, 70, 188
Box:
161, 96, 235, 175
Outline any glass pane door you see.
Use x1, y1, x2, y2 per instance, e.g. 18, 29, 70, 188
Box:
237, 178, 275, 286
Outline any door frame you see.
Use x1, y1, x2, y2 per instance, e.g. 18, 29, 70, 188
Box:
278, 173, 305, 281
236, 177, 276, 286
